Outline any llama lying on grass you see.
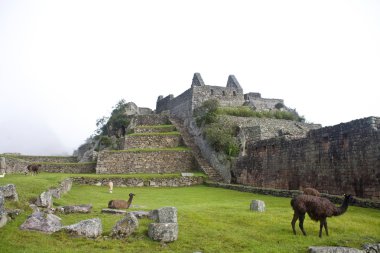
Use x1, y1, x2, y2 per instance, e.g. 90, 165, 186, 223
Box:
302, 187, 320, 197
291, 194, 353, 237
108, 193, 135, 209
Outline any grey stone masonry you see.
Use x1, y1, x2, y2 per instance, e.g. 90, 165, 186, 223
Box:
148, 223, 178, 242
19, 212, 62, 234
226, 75, 242, 92
0, 184, 18, 201
35, 191, 53, 208
0, 194, 4, 215
150, 207, 177, 223
110, 213, 139, 238
191, 72, 205, 87
308, 246, 364, 253
62, 218, 102, 238
124, 134, 184, 149
250, 200, 266, 212
96, 150, 196, 174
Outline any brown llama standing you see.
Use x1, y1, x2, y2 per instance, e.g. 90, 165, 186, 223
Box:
290, 194, 353, 237
108, 193, 135, 209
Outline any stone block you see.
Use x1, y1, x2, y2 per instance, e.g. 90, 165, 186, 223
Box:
308, 246, 364, 253
62, 218, 102, 238
19, 212, 62, 233
35, 191, 53, 208
148, 223, 178, 242
0, 184, 18, 201
110, 213, 139, 238
101, 208, 127, 215
250, 200, 265, 212
150, 207, 177, 223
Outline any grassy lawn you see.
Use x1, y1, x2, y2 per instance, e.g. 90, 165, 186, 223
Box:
1, 174, 379, 253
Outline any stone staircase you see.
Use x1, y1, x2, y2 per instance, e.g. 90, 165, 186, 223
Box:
96, 115, 197, 174
169, 116, 224, 182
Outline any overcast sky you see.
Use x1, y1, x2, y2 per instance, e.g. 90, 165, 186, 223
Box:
1, 0, 379, 156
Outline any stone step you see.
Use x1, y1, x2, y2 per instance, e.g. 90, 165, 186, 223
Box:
169, 117, 224, 182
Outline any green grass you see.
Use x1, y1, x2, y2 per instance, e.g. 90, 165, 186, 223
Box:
1, 174, 379, 253
217, 106, 303, 121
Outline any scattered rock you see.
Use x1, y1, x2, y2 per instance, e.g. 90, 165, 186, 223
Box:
101, 208, 127, 215
48, 188, 61, 199
0, 184, 19, 201
129, 211, 151, 219
61, 218, 102, 238
148, 223, 178, 242
181, 172, 194, 177
35, 191, 53, 208
29, 204, 40, 213
363, 243, 380, 252
19, 212, 62, 233
110, 213, 139, 238
250, 200, 265, 212
150, 207, 177, 223
61, 204, 92, 214
308, 246, 365, 253
0, 194, 4, 215
59, 178, 72, 194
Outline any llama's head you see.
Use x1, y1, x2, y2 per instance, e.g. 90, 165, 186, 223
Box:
129, 193, 135, 198
344, 194, 355, 204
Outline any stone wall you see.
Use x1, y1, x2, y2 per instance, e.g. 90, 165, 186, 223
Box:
1, 155, 77, 163
96, 150, 197, 174
124, 135, 184, 149
72, 176, 204, 187
192, 85, 245, 109
135, 114, 171, 126
234, 117, 380, 200
134, 126, 177, 133
0, 155, 95, 174
39, 163, 96, 173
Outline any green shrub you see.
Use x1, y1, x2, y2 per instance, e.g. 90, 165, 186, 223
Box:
193, 99, 220, 126
204, 121, 240, 157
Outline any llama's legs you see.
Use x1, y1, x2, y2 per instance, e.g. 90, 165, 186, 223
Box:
323, 219, 328, 236
291, 212, 299, 235
299, 213, 307, 236
319, 218, 328, 237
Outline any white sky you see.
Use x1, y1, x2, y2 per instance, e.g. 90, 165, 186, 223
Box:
1, 0, 379, 156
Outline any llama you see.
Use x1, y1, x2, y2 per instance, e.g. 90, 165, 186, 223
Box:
108, 181, 113, 193
0, 172, 5, 178
108, 193, 135, 209
302, 187, 320, 197
26, 164, 41, 175
291, 194, 353, 237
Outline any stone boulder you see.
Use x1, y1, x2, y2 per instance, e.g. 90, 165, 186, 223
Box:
61, 204, 92, 214
110, 213, 139, 238
59, 178, 73, 194
150, 207, 177, 223
250, 200, 265, 212
35, 191, 53, 208
0, 184, 18, 201
62, 218, 102, 238
129, 211, 151, 219
0, 213, 8, 228
148, 223, 178, 242
363, 244, 380, 252
101, 208, 127, 215
0, 194, 4, 215
19, 212, 62, 233
48, 188, 61, 199
308, 247, 364, 253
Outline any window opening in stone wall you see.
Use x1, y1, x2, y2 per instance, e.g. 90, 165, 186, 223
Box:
222, 91, 226, 96
341, 133, 349, 150
322, 135, 329, 153
233, 91, 236, 96
211, 89, 214, 95
271, 144, 276, 155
